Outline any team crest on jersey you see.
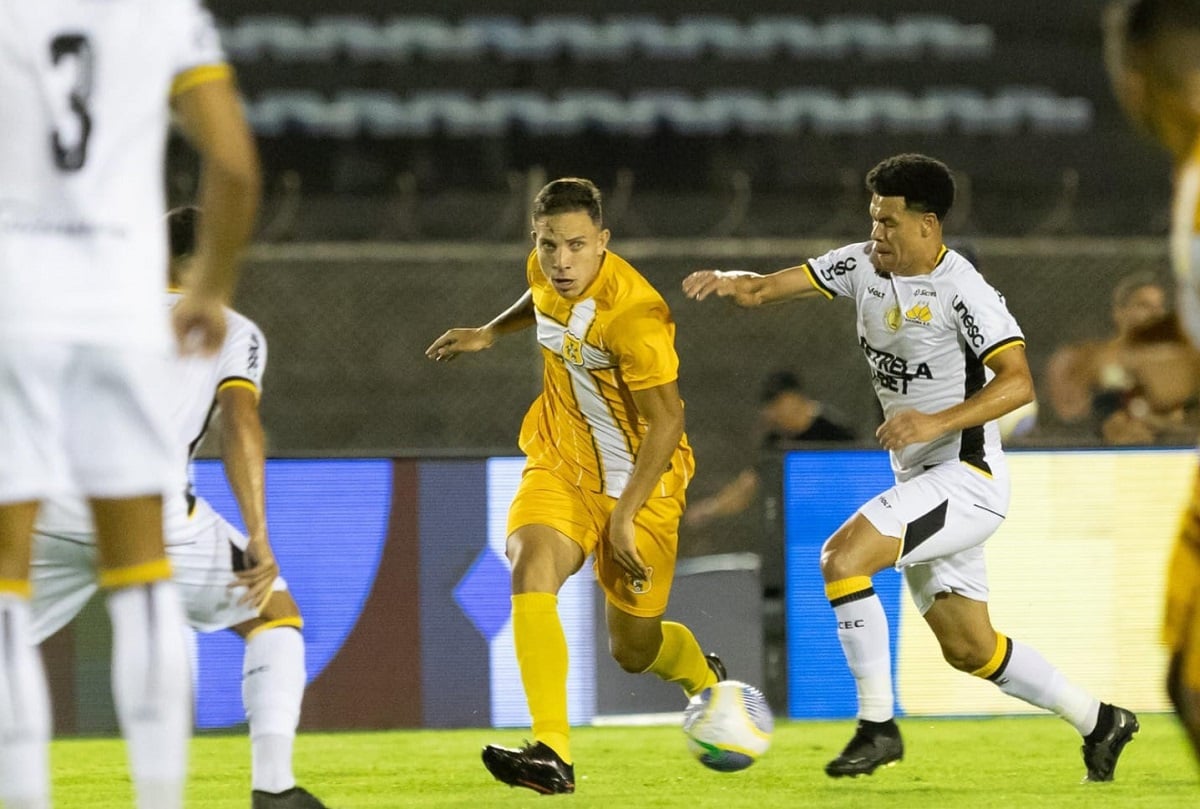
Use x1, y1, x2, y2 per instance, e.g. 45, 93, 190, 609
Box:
627, 567, 654, 595
904, 303, 932, 325
884, 305, 902, 332
561, 332, 584, 365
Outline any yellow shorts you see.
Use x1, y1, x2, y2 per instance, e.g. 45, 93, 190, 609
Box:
1164, 478, 1200, 691
506, 464, 684, 617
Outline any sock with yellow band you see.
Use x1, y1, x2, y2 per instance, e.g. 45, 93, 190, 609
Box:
512, 592, 571, 764
644, 620, 717, 698
826, 575, 894, 722
0, 594, 51, 809
972, 632, 1100, 735
107, 579, 191, 809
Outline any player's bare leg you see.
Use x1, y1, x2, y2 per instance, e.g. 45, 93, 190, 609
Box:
482, 525, 582, 794
606, 603, 721, 696
820, 514, 904, 777
923, 590, 1137, 782
233, 593, 328, 809
0, 501, 52, 809
93, 495, 190, 809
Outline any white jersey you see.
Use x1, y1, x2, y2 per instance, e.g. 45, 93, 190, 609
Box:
35, 293, 267, 541
0, 0, 226, 349
803, 242, 1025, 477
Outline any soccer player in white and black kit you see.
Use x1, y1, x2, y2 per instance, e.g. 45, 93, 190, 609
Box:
0, 2, 259, 807
30, 208, 326, 809
683, 154, 1138, 782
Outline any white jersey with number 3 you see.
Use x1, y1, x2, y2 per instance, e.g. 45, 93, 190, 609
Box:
0, 0, 226, 349
802, 242, 1026, 478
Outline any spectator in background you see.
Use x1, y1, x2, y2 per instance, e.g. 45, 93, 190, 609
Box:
685, 370, 856, 530
1043, 272, 1200, 444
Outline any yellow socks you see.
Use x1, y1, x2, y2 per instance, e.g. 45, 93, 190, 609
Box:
644, 621, 716, 698
512, 592, 571, 763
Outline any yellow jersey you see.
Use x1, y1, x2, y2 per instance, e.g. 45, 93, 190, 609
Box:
518, 249, 694, 498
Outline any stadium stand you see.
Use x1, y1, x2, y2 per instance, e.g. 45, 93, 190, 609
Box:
199, 0, 1169, 240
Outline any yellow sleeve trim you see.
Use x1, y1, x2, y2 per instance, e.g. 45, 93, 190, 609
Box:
99, 558, 173, 589
218, 378, 260, 399
970, 632, 1010, 679
0, 579, 32, 599
824, 575, 873, 602
981, 339, 1025, 364
245, 616, 304, 641
170, 63, 233, 98
801, 263, 835, 300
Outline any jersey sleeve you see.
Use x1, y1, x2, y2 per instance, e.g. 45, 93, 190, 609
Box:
216, 314, 266, 398
606, 302, 680, 391
802, 243, 868, 300
167, 0, 231, 98
949, 273, 1025, 363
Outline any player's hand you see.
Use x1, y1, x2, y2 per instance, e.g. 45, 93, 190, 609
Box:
172, 292, 227, 355
425, 326, 495, 361
682, 270, 737, 301
606, 515, 647, 582
233, 534, 280, 612
875, 409, 944, 452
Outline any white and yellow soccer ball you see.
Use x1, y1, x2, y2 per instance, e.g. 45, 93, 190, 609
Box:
682, 680, 773, 772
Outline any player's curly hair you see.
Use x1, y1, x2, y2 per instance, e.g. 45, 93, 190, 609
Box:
865, 154, 955, 221
531, 178, 603, 227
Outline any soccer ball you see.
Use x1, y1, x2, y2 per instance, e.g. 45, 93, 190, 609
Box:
682, 680, 773, 772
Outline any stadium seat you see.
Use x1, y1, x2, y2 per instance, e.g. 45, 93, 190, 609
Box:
382, 16, 485, 61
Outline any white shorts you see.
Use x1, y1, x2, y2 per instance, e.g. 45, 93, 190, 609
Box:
0, 342, 174, 503
859, 460, 1009, 615
30, 500, 288, 642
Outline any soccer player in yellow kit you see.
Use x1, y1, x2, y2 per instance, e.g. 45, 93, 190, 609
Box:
1106, 0, 1200, 771
426, 177, 721, 794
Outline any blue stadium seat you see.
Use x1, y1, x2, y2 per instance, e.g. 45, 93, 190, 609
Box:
827, 16, 922, 61
902, 15, 995, 60
222, 15, 334, 62
335, 90, 428, 137
382, 16, 485, 61
309, 15, 386, 62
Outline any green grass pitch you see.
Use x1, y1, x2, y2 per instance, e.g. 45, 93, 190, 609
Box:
52, 714, 1194, 808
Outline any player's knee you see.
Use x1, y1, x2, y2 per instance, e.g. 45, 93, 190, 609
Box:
260, 590, 301, 622
938, 636, 992, 672
820, 541, 861, 582
609, 637, 656, 673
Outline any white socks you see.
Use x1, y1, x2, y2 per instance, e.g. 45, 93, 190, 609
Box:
980, 635, 1100, 735
827, 578, 894, 722
107, 581, 191, 809
0, 595, 51, 809
243, 627, 306, 794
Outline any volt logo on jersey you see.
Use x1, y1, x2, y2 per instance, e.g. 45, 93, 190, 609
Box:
561, 332, 584, 365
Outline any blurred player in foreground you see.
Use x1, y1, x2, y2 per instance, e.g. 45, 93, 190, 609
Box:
684, 153, 1137, 782
1106, 0, 1200, 770
29, 208, 326, 809
427, 178, 722, 794
0, 1, 259, 807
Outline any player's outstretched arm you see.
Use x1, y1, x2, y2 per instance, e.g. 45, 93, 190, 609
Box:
171, 75, 262, 354
218, 384, 278, 610
426, 290, 535, 361
682, 265, 823, 307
